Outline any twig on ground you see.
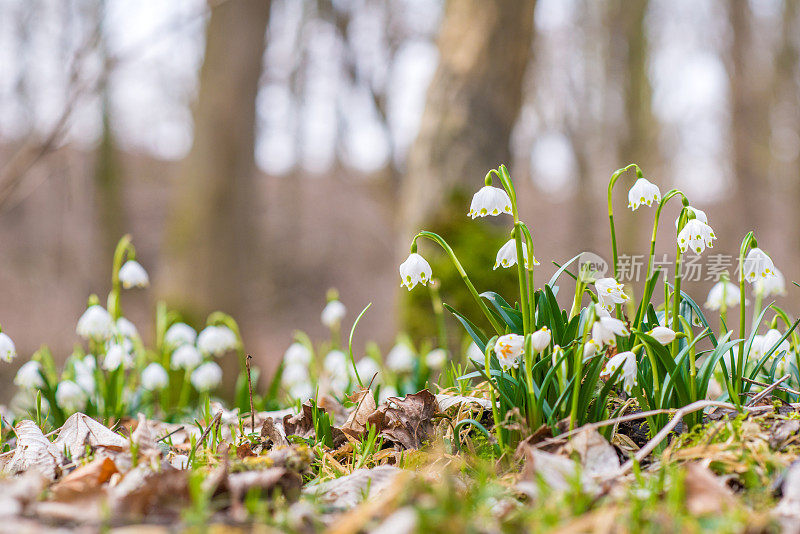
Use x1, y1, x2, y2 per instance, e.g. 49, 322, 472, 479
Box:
246, 354, 255, 433
746, 374, 792, 406
742, 376, 800, 397
157, 426, 185, 443
191, 410, 223, 458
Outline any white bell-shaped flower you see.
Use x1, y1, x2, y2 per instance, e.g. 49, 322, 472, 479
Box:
600, 351, 638, 395
76, 305, 114, 340
743, 248, 776, 284
754, 267, 786, 298
399, 253, 433, 290
283, 343, 312, 367
583, 339, 599, 360
197, 325, 238, 356
288, 382, 314, 401
118, 260, 149, 289
171, 344, 203, 370
282, 363, 310, 387
56, 380, 86, 411
116, 317, 139, 340
493, 239, 539, 270
74, 355, 96, 395
674, 207, 707, 229
321, 300, 346, 328
355, 357, 381, 381
531, 327, 551, 353
14, 360, 44, 389
591, 316, 629, 347
103, 343, 133, 371
468, 186, 512, 219
762, 329, 791, 359
648, 326, 676, 345
677, 219, 716, 255
705, 281, 741, 311
165, 323, 197, 348
424, 349, 447, 370
191, 362, 223, 391
141, 363, 169, 391
386, 343, 415, 373
0, 332, 16, 363
494, 334, 524, 371
595, 278, 629, 310
627, 178, 661, 211
324, 350, 349, 381
379, 385, 399, 404
467, 342, 485, 364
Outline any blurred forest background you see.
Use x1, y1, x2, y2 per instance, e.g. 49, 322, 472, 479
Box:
1, 0, 799, 388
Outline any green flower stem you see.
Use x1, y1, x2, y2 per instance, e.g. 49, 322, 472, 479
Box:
570, 307, 596, 430
519, 223, 537, 323
414, 231, 505, 335
523, 335, 538, 430
484, 344, 504, 450
638, 343, 660, 403
607, 164, 642, 281
108, 234, 134, 321
670, 246, 683, 354
736, 232, 757, 407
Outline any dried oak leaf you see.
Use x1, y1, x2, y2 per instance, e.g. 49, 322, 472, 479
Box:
368, 390, 439, 450
261, 417, 288, 448
303, 465, 402, 509
4, 420, 59, 480
51, 413, 128, 460
50, 456, 118, 501
109, 465, 190, 519
227, 467, 302, 504
341, 389, 376, 440
283, 402, 346, 447
683, 462, 737, 515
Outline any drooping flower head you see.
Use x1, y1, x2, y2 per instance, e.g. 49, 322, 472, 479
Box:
171, 344, 203, 370
118, 260, 149, 289
197, 325, 238, 356
141, 363, 169, 391
468, 186, 512, 219
595, 278, 629, 310
103, 343, 133, 371
743, 247, 776, 284
761, 329, 791, 360
705, 281, 741, 311
674, 207, 707, 229
754, 266, 786, 298
493, 239, 539, 270
321, 300, 346, 328
76, 305, 114, 341
627, 178, 661, 211
677, 218, 716, 255
399, 253, 432, 290
165, 323, 198, 348
115, 317, 139, 340
14, 361, 44, 389
56, 380, 86, 411
600, 351, 638, 395
494, 334, 524, 371
282, 363, 310, 387
424, 349, 447, 371
355, 357, 381, 380
530, 327, 551, 353
386, 343, 415, 373
0, 332, 16, 363
591, 316, 629, 347
648, 326, 676, 345
283, 342, 312, 366
191, 362, 223, 391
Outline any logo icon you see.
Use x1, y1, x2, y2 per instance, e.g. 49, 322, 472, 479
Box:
577, 252, 608, 281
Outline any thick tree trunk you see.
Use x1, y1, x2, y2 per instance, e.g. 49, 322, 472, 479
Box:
399, 0, 536, 241
161, 0, 270, 320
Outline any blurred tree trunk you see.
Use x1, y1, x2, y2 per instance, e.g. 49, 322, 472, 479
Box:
94, 94, 126, 260
399, 0, 536, 241
728, 0, 768, 231
161, 0, 270, 320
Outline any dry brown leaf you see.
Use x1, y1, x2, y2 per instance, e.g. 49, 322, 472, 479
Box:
50, 456, 118, 501
775, 460, 800, 531
4, 420, 59, 480
682, 462, 737, 516
303, 465, 402, 509
109, 465, 190, 519
52, 413, 128, 460
131, 413, 157, 451
341, 389, 376, 440
368, 390, 439, 450
0, 471, 47, 517
260, 417, 288, 448
563, 428, 620, 479
435, 394, 491, 412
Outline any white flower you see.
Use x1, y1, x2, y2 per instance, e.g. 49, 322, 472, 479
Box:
648, 326, 676, 345
627, 178, 661, 211
595, 278, 629, 310
705, 281, 741, 311
386, 343, 415, 373
493, 239, 539, 270
583, 340, 599, 360
197, 325, 238, 356
379, 385, 399, 404
674, 207, 707, 229
468, 185, 512, 219
116, 317, 139, 340
103, 343, 133, 371
743, 248, 776, 284
0, 332, 16, 363
165, 323, 197, 348
321, 300, 346, 328
324, 350, 349, 379
119, 260, 149, 289
750, 335, 766, 360
531, 327, 551, 353
56, 380, 86, 410
754, 267, 786, 298
171, 344, 203, 370
355, 357, 381, 380
141, 363, 169, 391
289, 382, 314, 401
424, 349, 448, 370
467, 342, 485, 364
399, 253, 433, 290
677, 218, 716, 255
600, 351, 638, 395
74, 355, 96, 395
283, 343, 312, 366
191, 362, 223, 391
762, 329, 790, 360
591, 317, 629, 347
494, 334, 524, 371
282, 363, 310, 387
76, 305, 114, 340
14, 361, 44, 389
